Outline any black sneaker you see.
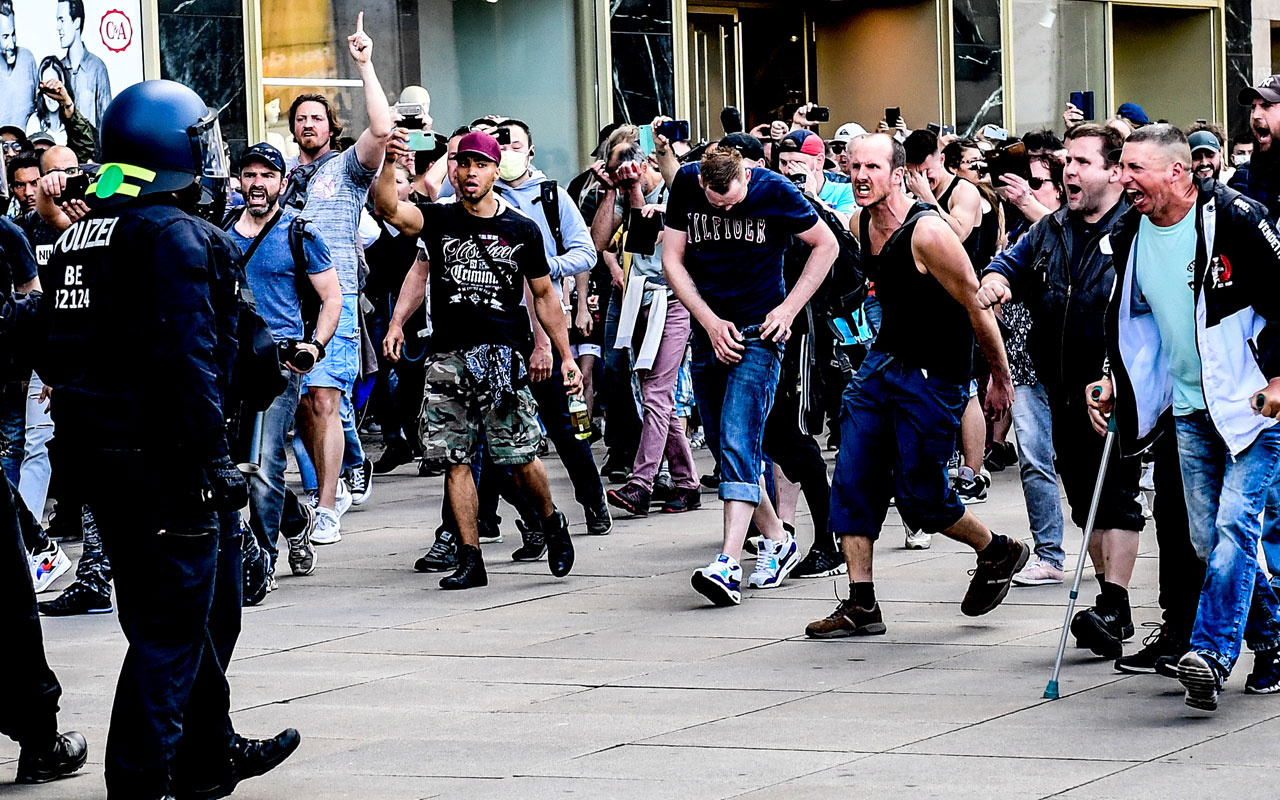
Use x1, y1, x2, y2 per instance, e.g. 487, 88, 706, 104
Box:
794, 549, 847, 579
652, 474, 677, 503
1114, 622, 1186, 674
440, 545, 487, 590
46, 506, 83, 543
1154, 654, 1182, 679
600, 453, 632, 484
175, 729, 301, 800
38, 583, 112, 616
544, 510, 575, 577
346, 457, 373, 506
510, 519, 546, 561
373, 440, 414, 474
1177, 651, 1224, 711
417, 459, 445, 478
584, 497, 613, 535
607, 483, 650, 518
1245, 647, 1280, 694
960, 536, 1029, 616
700, 468, 721, 491
16, 731, 87, 784
1071, 604, 1134, 660
662, 487, 702, 514
414, 528, 459, 573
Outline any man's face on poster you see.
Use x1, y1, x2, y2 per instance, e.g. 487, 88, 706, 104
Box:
0, 14, 18, 67
55, 2, 79, 49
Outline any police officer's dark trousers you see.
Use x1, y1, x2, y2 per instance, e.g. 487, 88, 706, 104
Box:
0, 473, 62, 751
86, 453, 239, 798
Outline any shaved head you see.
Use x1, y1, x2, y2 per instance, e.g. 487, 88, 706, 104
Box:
40, 145, 77, 174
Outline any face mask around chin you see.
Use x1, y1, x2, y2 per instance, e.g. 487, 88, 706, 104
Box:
499, 151, 529, 182
1232, 155, 1250, 167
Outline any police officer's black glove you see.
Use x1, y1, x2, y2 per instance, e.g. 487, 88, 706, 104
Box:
205, 453, 249, 512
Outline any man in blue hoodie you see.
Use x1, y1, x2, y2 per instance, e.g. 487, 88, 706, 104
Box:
490, 118, 613, 553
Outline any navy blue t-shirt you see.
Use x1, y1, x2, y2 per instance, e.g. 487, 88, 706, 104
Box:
665, 164, 818, 328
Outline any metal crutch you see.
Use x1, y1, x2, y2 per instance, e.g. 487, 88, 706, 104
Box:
1044, 393, 1117, 700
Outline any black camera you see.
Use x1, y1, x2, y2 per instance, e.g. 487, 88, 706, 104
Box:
277, 339, 316, 372
984, 141, 1029, 184
808, 106, 830, 123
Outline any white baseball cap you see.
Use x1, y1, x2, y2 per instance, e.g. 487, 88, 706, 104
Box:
832, 122, 868, 142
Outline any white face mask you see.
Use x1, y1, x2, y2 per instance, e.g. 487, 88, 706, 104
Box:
1232, 154, 1251, 167
499, 150, 529, 182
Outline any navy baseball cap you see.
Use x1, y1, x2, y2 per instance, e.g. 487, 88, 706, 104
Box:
237, 142, 285, 174
1116, 102, 1149, 126
718, 132, 765, 162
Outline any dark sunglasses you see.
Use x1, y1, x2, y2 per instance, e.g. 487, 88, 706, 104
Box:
1027, 176, 1049, 190
828, 141, 847, 154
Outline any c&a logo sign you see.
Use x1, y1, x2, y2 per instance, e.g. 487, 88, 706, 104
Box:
99, 8, 134, 53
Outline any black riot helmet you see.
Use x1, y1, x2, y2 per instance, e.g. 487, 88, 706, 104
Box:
89, 79, 230, 217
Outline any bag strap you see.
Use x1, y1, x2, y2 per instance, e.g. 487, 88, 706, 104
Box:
538, 180, 566, 256
233, 208, 285, 266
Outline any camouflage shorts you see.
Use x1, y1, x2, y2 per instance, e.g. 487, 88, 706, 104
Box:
419, 350, 543, 467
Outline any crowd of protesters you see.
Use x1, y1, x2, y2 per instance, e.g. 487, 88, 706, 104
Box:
6, 29, 1280, 797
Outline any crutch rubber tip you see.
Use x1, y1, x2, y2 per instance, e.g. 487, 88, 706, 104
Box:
1043, 681, 1060, 700
1091, 387, 1102, 400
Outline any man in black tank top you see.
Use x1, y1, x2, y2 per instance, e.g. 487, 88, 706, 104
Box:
805, 134, 1029, 640
903, 129, 984, 264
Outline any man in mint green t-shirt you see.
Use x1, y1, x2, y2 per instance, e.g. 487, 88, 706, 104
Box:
1133, 208, 1205, 415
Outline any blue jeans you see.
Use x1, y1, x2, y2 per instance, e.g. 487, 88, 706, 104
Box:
1011, 382, 1065, 568
18, 372, 53, 520
1262, 476, 1280, 590
250, 371, 306, 563
689, 331, 783, 504
830, 350, 967, 539
1175, 411, 1280, 674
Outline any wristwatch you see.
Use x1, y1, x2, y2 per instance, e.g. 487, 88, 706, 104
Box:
308, 338, 326, 361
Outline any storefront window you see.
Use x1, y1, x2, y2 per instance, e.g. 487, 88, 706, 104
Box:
260, 0, 584, 181
1011, 0, 1106, 133
954, 0, 1004, 136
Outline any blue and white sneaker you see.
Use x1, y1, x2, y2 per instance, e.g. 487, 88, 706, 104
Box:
747, 532, 800, 589
691, 555, 743, 606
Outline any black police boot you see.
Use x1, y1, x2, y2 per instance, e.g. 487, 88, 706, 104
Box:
440, 545, 487, 590
1115, 622, 1189, 675
176, 729, 301, 800
373, 439, 413, 474
16, 731, 87, 784
1071, 582, 1134, 659
544, 510, 575, 578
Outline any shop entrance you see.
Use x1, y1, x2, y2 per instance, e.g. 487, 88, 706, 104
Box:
1112, 5, 1217, 126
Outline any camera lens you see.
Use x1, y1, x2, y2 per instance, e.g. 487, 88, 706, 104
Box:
290, 348, 315, 372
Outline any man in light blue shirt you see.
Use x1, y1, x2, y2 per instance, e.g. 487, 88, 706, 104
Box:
777, 130, 855, 226
56, 0, 111, 130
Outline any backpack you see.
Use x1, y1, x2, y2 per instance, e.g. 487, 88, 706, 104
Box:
536, 181, 567, 256
222, 207, 321, 340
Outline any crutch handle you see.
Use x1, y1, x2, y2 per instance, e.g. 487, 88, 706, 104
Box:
1091, 386, 1103, 400
1258, 393, 1268, 411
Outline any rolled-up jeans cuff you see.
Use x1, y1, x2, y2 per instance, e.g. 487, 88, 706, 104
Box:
719, 479, 761, 504
1250, 635, 1280, 654
1196, 648, 1231, 677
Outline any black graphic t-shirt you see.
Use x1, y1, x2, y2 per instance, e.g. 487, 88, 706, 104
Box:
416, 199, 551, 353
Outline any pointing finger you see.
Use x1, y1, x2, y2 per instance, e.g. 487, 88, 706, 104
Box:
356, 11, 364, 33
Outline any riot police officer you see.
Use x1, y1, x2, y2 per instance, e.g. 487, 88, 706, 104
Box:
37, 79, 298, 800
0, 162, 88, 786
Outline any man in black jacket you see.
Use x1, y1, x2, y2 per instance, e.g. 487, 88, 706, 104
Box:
978, 124, 1155, 664
1228, 74, 1280, 220
1088, 124, 1280, 712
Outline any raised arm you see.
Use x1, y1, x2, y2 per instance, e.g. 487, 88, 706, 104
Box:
373, 130, 424, 235
348, 12, 394, 171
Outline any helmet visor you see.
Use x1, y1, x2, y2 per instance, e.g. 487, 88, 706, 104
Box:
190, 111, 230, 179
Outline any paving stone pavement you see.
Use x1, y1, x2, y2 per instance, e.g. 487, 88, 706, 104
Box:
4, 442, 1280, 799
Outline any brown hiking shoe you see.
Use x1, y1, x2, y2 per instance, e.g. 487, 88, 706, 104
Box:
805, 597, 887, 639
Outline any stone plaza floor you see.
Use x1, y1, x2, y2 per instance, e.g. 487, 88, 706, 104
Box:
3, 442, 1279, 798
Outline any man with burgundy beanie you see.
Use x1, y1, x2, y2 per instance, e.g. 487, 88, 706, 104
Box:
376, 129, 584, 590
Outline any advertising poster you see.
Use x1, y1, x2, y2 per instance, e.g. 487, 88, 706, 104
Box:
0, 0, 145, 139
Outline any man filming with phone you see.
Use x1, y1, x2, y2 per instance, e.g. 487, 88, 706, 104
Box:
777, 130, 855, 226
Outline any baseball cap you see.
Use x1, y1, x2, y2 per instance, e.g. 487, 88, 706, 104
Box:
0, 125, 27, 143
832, 122, 867, 142
237, 142, 285, 174
1188, 130, 1221, 154
1239, 75, 1280, 105
456, 130, 501, 164
1116, 102, 1149, 125
718, 132, 765, 162
779, 130, 825, 156
27, 131, 56, 148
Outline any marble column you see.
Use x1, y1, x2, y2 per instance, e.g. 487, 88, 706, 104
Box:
158, 0, 248, 157
1227, 0, 1253, 136
610, 0, 676, 125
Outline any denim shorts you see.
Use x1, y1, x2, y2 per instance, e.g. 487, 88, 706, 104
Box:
303, 295, 360, 395
830, 350, 968, 538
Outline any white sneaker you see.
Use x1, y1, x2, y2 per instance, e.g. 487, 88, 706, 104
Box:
690, 555, 743, 606
747, 532, 800, 589
1012, 558, 1065, 586
904, 523, 932, 550
31, 541, 71, 593
311, 507, 342, 545
334, 479, 353, 517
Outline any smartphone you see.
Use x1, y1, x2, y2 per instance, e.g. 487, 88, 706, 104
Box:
407, 130, 436, 151
809, 106, 830, 123
926, 122, 941, 134
62, 172, 90, 203
942, 124, 955, 136
1069, 90, 1096, 121
656, 119, 691, 142
885, 107, 901, 127
494, 127, 512, 146
788, 172, 807, 188
624, 207, 662, 256
638, 124, 656, 155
